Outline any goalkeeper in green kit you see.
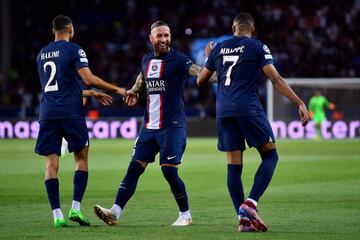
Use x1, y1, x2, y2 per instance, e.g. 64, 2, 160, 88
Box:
308, 91, 335, 139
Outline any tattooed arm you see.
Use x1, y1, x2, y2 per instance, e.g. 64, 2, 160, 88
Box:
129, 72, 145, 93
189, 64, 217, 84
126, 72, 145, 107
188, 64, 202, 77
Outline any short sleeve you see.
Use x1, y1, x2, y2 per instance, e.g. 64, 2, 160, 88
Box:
205, 45, 217, 71
71, 45, 89, 70
258, 42, 274, 68
178, 53, 194, 73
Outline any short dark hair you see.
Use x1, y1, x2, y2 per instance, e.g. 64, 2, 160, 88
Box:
150, 20, 169, 32
233, 12, 254, 27
52, 15, 72, 32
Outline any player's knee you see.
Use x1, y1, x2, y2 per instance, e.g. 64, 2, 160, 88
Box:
74, 147, 89, 162
45, 162, 58, 173
259, 142, 276, 152
161, 165, 179, 182
45, 155, 59, 172
226, 150, 243, 165
259, 148, 279, 163
127, 161, 146, 176
135, 160, 148, 169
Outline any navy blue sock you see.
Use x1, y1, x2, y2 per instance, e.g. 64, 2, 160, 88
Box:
161, 166, 189, 212
45, 178, 60, 210
227, 164, 244, 213
249, 149, 279, 202
73, 170, 88, 202
115, 161, 145, 209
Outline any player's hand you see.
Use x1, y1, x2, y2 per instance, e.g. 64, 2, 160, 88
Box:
205, 42, 215, 57
125, 90, 139, 107
115, 87, 127, 97
298, 103, 309, 126
93, 91, 113, 106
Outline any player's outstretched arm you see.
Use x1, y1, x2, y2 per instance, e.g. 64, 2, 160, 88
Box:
82, 90, 113, 106
78, 67, 126, 97
190, 64, 217, 86
196, 42, 218, 86
189, 64, 203, 77
197, 67, 215, 86
263, 64, 309, 126
126, 73, 145, 107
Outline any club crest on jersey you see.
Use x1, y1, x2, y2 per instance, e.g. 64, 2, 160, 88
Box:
146, 59, 164, 78
152, 64, 158, 71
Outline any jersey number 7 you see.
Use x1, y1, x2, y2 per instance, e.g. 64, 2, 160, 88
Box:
222, 55, 239, 86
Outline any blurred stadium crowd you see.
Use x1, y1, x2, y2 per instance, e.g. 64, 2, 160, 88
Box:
1, 0, 359, 117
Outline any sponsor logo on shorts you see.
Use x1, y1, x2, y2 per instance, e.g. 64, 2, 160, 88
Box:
167, 155, 176, 160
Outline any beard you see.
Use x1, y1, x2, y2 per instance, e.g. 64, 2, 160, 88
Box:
154, 42, 170, 55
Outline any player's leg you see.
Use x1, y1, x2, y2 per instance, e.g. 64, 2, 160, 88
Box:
63, 119, 91, 226
216, 117, 251, 231
217, 117, 246, 214
94, 160, 148, 226
313, 115, 324, 140
239, 115, 278, 232
35, 120, 66, 227
44, 154, 67, 227
158, 127, 192, 226
226, 151, 245, 215
248, 142, 278, 205
240, 142, 278, 231
94, 128, 158, 225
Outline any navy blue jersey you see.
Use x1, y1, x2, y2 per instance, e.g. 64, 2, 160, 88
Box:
141, 48, 193, 129
205, 36, 274, 118
36, 40, 89, 120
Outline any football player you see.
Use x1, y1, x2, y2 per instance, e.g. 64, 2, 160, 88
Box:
197, 12, 309, 232
94, 20, 213, 227
35, 15, 125, 227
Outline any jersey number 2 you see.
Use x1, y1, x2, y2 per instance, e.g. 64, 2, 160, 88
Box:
222, 55, 239, 86
43, 61, 58, 92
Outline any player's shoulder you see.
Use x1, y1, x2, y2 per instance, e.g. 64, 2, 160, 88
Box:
66, 42, 85, 53
142, 51, 153, 63
66, 41, 82, 49
251, 38, 271, 53
67, 42, 88, 60
171, 48, 191, 61
37, 42, 56, 61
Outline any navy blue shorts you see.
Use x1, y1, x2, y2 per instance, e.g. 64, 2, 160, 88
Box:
132, 126, 186, 165
35, 119, 89, 156
216, 115, 275, 152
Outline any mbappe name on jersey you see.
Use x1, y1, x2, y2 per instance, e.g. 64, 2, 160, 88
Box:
220, 46, 245, 55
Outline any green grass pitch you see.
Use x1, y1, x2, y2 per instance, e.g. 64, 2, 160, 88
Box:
0, 138, 359, 240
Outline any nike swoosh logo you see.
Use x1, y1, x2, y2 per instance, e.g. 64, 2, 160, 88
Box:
167, 156, 176, 160
149, 72, 158, 76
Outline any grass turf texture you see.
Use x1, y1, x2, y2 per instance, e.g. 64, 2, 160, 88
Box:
0, 138, 359, 240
